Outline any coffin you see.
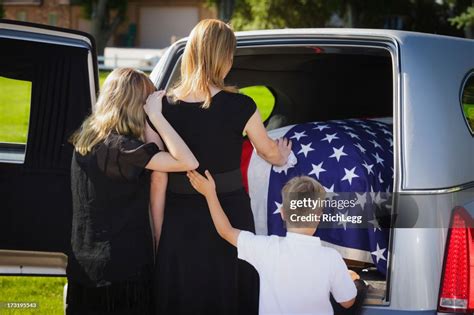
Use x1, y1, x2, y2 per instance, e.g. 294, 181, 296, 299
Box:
240, 118, 393, 274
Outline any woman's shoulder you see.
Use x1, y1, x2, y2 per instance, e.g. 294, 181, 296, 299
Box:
220, 90, 255, 104
219, 91, 257, 116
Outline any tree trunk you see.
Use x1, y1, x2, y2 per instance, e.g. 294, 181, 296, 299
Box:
218, 0, 235, 22
90, 0, 124, 56
465, 24, 474, 38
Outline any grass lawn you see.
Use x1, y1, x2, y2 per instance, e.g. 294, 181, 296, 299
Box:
463, 103, 474, 131
0, 276, 66, 315
0, 77, 31, 143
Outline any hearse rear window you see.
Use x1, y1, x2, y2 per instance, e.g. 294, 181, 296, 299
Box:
0, 77, 31, 143
0, 76, 31, 163
462, 73, 474, 135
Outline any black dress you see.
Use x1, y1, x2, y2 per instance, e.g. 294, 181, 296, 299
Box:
66, 132, 160, 315
153, 90, 260, 315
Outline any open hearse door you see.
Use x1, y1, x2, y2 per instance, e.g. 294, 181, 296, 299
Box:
0, 19, 98, 275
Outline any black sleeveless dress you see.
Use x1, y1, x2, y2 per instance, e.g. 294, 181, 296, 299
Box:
66, 133, 160, 314
152, 90, 260, 315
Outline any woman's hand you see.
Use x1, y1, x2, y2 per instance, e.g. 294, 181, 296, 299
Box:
144, 90, 166, 118
187, 170, 216, 198
276, 137, 292, 165
244, 111, 293, 167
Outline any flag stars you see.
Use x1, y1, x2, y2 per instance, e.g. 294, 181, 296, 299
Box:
290, 131, 307, 141
298, 142, 315, 157
321, 133, 339, 144
371, 243, 387, 264
345, 132, 360, 140
323, 184, 338, 200
341, 125, 355, 131
354, 192, 368, 210
373, 152, 384, 166
341, 167, 359, 185
367, 217, 382, 232
366, 130, 377, 137
309, 161, 326, 179
329, 146, 348, 162
354, 143, 366, 153
362, 161, 374, 175
378, 172, 384, 184
273, 201, 282, 214
337, 210, 349, 230
369, 139, 382, 150
313, 124, 330, 131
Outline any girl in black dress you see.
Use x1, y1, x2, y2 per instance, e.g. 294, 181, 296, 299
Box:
66, 68, 198, 315
152, 19, 292, 315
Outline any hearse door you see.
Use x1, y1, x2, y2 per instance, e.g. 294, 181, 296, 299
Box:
0, 20, 98, 275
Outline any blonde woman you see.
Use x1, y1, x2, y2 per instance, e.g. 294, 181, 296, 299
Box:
66, 68, 198, 315
152, 19, 291, 314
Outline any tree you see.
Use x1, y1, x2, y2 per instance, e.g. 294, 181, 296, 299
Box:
207, 0, 337, 30
447, 0, 474, 38
79, 0, 128, 55
0, 1, 4, 19
234, 0, 337, 30
216, 0, 235, 22
207, 0, 465, 37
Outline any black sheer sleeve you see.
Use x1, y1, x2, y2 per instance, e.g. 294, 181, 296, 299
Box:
96, 135, 160, 181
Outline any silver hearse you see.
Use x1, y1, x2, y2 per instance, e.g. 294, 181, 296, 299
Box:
0, 19, 473, 315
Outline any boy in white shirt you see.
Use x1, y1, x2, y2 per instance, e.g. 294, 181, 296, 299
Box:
187, 171, 358, 315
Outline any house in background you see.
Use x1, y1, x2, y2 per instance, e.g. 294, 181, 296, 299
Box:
2, 0, 217, 49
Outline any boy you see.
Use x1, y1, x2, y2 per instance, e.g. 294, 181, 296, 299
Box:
187, 170, 358, 315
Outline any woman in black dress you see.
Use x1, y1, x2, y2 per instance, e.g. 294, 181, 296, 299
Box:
66, 68, 198, 315
152, 19, 292, 315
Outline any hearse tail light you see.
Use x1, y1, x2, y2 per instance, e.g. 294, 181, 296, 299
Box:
438, 207, 474, 313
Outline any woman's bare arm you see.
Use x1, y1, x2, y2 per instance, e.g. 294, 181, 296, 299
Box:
145, 120, 167, 248
150, 171, 167, 248
244, 110, 291, 166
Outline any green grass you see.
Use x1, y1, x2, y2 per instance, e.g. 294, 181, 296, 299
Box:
0, 276, 66, 315
99, 71, 110, 86
0, 77, 31, 143
463, 103, 474, 131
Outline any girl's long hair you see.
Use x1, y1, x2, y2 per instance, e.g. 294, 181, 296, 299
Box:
168, 18, 238, 108
70, 68, 156, 155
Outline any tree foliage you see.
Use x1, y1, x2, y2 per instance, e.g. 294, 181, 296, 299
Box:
230, 0, 337, 30
207, 0, 465, 37
450, 6, 474, 28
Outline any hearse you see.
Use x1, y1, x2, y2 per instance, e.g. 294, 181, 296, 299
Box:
0, 19, 473, 314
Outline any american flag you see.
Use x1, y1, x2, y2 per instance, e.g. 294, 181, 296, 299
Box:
243, 118, 393, 275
